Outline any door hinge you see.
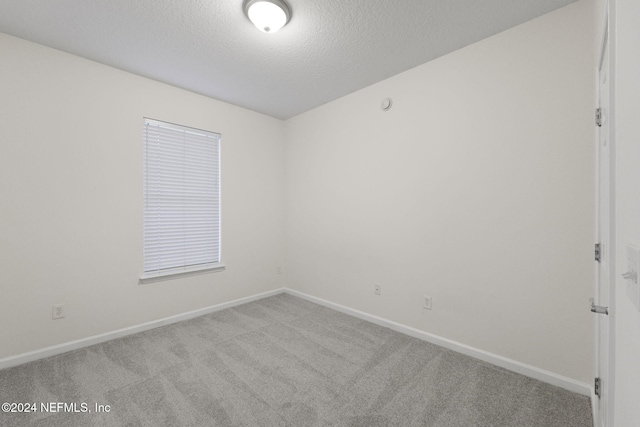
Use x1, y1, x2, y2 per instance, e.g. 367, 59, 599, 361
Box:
595, 243, 602, 262
595, 377, 601, 398
595, 108, 602, 127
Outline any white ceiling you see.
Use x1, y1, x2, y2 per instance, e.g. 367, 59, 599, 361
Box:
0, 0, 577, 119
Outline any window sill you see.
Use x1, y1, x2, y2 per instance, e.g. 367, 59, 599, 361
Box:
140, 263, 226, 284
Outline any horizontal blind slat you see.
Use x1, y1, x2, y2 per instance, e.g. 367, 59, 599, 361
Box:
143, 118, 221, 273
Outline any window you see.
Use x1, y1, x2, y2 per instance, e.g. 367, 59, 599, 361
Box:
142, 118, 223, 281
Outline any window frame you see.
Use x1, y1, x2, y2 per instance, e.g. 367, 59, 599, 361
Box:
140, 118, 224, 283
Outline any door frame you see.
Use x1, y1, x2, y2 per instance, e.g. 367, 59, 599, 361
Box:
594, 1, 616, 426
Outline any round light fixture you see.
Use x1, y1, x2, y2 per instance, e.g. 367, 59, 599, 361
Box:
243, 0, 291, 33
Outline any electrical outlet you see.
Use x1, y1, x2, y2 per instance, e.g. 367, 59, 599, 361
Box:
276, 266, 283, 275
423, 295, 432, 310
374, 284, 381, 295
52, 304, 65, 320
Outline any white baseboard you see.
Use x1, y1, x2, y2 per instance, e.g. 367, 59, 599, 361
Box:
0, 288, 285, 371
284, 288, 592, 397
591, 388, 599, 427
0, 286, 593, 398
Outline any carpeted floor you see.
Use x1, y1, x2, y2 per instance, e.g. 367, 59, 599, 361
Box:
0, 293, 592, 426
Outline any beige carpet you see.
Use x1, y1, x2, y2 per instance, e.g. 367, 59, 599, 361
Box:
0, 293, 592, 426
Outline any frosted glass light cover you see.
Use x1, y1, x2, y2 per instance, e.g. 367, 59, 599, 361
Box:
247, 1, 288, 33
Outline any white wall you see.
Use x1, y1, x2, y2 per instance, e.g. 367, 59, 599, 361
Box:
0, 34, 286, 360
285, 0, 595, 384
0, 0, 604, 394
613, 0, 640, 424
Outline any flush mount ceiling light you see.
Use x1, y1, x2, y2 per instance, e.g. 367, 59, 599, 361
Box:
243, 0, 291, 33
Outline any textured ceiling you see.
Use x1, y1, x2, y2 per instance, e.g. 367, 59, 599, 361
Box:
0, 0, 577, 119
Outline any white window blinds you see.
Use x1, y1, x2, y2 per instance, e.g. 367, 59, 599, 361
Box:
142, 118, 221, 279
